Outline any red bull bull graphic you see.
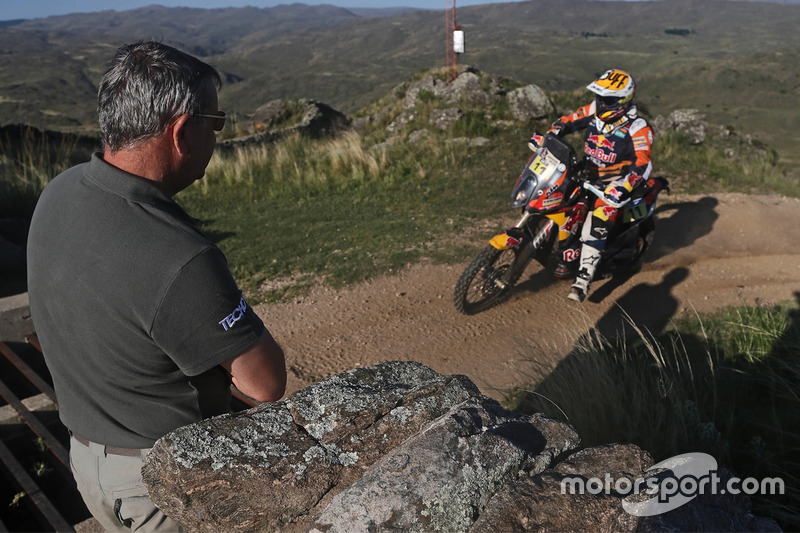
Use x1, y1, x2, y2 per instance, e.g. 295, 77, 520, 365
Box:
489, 232, 520, 250
587, 134, 616, 151
601, 205, 617, 219
585, 134, 617, 164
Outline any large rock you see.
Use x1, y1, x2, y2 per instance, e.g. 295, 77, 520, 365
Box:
143, 361, 779, 532
387, 68, 508, 134
473, 443, 780, 533
311, 404, 576, 532
473, 443, 653, 532
651, 108, 728, 145
401, 69, 504, 110
142, 361, 579, 532
217, 98, 349, 154
507, 84, 554, 121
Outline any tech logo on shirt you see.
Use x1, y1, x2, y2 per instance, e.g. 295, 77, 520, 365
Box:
219, 297, 248, 331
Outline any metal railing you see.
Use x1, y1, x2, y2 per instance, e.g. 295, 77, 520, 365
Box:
0, 334, 259, 532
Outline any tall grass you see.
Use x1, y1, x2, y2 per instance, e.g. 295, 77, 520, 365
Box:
0, 127, 83, 218
176, 124, 518, 300
199, 131, 388, 199
505, 300, 800, 529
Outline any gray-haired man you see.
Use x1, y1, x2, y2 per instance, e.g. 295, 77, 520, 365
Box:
27, 41, 287, 531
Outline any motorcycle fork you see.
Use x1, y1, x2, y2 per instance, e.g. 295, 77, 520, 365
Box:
485, 212, 558, 289
505, 213, 555, 283
547, 205, 585, 272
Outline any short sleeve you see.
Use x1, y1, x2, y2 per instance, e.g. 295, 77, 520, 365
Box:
151, 246, 265, 376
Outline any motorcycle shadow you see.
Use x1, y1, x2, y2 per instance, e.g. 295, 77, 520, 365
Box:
513, 269, 638, 305
587, 196, 719, 303
513, 266, 571, 296
646, 196, 719, 262
588, 272, 637, 304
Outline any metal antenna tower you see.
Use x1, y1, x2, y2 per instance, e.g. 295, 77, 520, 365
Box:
445, 0, 457, 83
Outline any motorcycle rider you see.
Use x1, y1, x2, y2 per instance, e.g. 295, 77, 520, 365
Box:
547, 68, 655, 302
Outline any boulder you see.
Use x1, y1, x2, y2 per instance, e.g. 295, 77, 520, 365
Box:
143, 361, 779, 532
387, 69, 508, 135
143, 361, 579, 532
247, 99, 294, 133
472, 443, 653, 532
651, 108, 728, 145
443, 71, 498, 107
311, 403, 577, 532
473, 443, 780, 533
402, 69, 503, 110
217, 98, 349, 154
507, 84, 554, 121
430, 108, 464, 130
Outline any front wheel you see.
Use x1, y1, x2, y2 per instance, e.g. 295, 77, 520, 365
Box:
453, 246, 520, 315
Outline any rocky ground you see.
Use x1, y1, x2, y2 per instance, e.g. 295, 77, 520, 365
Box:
254, 193, 800, 403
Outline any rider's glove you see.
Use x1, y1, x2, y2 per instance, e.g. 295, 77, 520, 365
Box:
548, 121, 565, 137
604, 184, 629, 203
528, 133, 545, 150
624, 172, 644, 191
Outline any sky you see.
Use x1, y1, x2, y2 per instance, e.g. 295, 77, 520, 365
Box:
0, 0, 528, 21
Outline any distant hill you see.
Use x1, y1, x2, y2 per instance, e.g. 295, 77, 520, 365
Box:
0, 0, 798, 167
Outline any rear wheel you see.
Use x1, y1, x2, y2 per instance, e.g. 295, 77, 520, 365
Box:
606, 217, 656, 276
453, 246, 519, 315
630, 217, 656, 271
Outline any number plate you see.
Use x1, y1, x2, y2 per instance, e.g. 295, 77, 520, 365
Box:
528, 148, 560, 182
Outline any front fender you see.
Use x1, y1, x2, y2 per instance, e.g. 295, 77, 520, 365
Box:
489, 232, 521, 250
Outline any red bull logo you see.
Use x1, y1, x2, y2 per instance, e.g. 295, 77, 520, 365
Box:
489, 233, 520, 250
601, 206, 617, 219
587, 134, 615, 151
585, 144, 617, 164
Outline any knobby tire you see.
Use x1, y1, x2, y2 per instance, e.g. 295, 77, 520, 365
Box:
453, 246, 520, 315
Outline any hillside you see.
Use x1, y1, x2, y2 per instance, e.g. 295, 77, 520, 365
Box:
0, 0, 798, 169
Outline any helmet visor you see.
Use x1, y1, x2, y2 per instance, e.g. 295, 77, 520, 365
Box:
596, 95, 623, 110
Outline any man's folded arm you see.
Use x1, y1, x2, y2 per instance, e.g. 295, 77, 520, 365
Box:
221, 330, 286, 403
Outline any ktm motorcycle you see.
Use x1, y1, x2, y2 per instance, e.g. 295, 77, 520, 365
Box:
453, 132, 669, 315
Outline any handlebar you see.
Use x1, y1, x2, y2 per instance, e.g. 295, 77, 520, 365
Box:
582, 182, 630, 209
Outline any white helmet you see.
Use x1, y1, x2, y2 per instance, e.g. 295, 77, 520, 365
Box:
586, 69, 635, 122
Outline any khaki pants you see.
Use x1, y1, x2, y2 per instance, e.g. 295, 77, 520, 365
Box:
69, 435, 185, 532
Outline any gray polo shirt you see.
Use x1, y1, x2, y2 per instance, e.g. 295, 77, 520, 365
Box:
27, 154, 265, 448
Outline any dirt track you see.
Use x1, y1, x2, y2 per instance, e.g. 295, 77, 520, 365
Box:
254, 193, 800, 402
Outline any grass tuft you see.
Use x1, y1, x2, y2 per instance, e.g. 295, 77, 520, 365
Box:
505, 300, 800, 530
0, 127, 84, 218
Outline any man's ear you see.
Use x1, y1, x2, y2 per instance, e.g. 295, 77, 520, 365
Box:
170, 114, 192, 156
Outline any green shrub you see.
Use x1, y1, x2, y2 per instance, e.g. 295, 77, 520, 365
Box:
449, 110, 496, 137
665, 28, 692, 36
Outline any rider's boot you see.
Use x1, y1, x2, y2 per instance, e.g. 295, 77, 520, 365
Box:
568, 245, 601, 302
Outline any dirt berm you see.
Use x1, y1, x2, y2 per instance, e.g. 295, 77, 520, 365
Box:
254, 193, 800, 402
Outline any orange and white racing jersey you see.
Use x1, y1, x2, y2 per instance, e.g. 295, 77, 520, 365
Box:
556, 102, 654, 182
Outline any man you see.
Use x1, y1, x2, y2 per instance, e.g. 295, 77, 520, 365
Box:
548, 68, 655, 302
27, 41, 287, 531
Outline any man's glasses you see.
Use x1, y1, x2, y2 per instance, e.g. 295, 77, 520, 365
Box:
193, 111, 226, 131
